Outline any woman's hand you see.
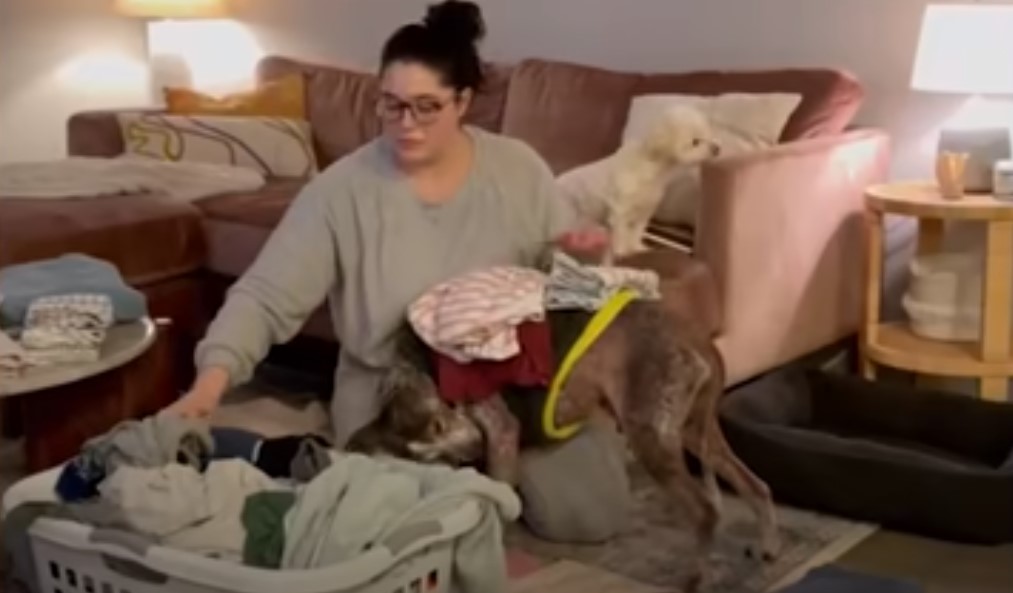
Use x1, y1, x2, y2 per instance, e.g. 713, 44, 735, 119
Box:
167, 367, 230, 419
555, 225, 611, 262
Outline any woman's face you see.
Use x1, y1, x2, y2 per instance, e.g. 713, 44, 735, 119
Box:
378, 61, 472, 166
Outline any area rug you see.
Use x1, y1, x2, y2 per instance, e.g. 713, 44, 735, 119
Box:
507, 466, 877, 593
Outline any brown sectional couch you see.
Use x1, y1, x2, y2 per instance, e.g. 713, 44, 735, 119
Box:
0, 55, 890, 397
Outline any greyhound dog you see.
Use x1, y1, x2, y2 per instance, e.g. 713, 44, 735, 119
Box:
348, 298, 780, 591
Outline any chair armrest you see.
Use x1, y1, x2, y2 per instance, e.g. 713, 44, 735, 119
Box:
67, 109, 160, 158
696, 129, 891, 385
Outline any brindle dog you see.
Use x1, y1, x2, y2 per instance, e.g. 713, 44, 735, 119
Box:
348, 301, 781, 591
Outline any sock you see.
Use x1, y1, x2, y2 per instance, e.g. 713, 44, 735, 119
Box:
211, 427, 264, 463
257, 434, 331, 479
54, 458, 103, 502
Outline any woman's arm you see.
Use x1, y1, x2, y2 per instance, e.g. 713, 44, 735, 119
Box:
173, 177, 342, 417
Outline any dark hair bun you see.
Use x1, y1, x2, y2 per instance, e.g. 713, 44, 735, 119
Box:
424, 0, 485, 47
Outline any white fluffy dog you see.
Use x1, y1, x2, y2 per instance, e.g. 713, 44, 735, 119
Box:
557, 105, 718, 258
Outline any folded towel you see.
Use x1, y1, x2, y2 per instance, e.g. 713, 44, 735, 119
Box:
545, 251, 661, 311
24, 293, 114, 331
0, 254, 146, 327
0, 329, 30, 376
20, 293, 113, 353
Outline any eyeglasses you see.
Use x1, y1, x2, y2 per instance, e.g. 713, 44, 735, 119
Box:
375, 93, 455, 126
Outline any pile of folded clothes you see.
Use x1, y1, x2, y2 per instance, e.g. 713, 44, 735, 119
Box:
407, 251, 661, 443
0, 253, 147, 376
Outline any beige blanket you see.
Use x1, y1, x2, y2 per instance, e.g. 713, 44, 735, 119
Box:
0, 157, 264, 201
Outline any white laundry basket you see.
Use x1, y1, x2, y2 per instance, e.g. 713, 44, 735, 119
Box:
4, 469, 484, 593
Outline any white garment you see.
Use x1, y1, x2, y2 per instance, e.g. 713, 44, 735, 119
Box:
408, 267, 546, 363
18, 293, 114, 364
545, 251, 661, 311
0, 157, 264, 202
92, 460, 281, 562
283, 452, 520, 593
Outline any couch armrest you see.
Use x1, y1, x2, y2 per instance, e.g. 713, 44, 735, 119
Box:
696, 129, 891, 385
67, 109, 159, 158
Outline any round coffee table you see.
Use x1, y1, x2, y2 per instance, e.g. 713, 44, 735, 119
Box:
861, 181, 1013, 401
1, 318, 158, 470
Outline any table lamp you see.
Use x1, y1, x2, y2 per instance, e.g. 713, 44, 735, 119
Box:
114, 0, 233, 97
911, 3, 1013, 192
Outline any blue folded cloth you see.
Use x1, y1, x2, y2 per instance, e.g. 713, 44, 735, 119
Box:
0, 254, 147, 327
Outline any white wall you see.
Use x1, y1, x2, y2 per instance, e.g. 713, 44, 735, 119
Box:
0, 0, 147, 162
233, 0, 984, 179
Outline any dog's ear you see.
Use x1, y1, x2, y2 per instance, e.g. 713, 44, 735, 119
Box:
640, 123, 682, 164
379, 361, 445, 435
392, 325, 433, 375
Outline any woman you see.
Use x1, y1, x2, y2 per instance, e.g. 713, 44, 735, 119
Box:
171, 0, 630, 542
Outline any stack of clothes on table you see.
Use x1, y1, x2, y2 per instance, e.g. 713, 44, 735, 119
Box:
2, 412, 520, 593
0, 253, 148, 377
407, 251, 661, 443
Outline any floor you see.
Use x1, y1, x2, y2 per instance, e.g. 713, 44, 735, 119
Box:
836, 532, 1013, 593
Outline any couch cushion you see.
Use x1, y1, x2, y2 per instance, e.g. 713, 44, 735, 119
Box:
466, 63, 514, 133
258, 56, 382, 169
257, 56, 514, 169
0, 195, 205, 287
502, 60, 640, 175
636, 68, 863, 142
195, 179, 306, 278
502, 59, 864, 173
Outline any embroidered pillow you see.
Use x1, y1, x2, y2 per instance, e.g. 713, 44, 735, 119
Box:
622, 93, 802, 227
118, 113, 318, 178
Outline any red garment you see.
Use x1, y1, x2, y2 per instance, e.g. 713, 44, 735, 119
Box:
435, 320, 554, 403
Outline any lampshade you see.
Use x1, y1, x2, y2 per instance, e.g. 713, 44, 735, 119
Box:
911, 4, 1013, 95
115, 0, 229, 19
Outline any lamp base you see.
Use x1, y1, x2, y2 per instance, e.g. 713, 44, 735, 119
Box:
938, 127, 1012, 193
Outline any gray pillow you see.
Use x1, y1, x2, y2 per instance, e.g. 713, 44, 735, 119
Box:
517, 421, 631, 543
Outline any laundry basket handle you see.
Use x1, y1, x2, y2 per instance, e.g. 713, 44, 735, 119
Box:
379, 499, 483, 557
101, 554, 169, 584
379, 519, 443, 555
90, 528, 168, 584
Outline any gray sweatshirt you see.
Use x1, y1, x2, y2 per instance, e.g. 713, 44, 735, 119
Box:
196, 127, 575, 444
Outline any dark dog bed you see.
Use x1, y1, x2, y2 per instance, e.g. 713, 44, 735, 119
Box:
720, 369, 1013, 544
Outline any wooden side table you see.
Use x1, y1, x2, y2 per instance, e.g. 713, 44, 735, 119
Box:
862, 181, 1013, 401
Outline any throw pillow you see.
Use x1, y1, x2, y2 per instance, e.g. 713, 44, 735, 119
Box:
164, 74, 306, 119
622, 93, 802, 227
118, 113, 318, 178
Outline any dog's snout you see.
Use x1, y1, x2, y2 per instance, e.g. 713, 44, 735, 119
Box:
710, 144, 721, 157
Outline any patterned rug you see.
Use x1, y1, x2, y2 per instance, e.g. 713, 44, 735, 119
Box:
507, 466, 876, 593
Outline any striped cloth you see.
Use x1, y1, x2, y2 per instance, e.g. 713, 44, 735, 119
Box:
408, 267, 547, 363
17, 293, 114, 368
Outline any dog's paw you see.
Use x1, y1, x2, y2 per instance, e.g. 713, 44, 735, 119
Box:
744, 538, 781, 563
